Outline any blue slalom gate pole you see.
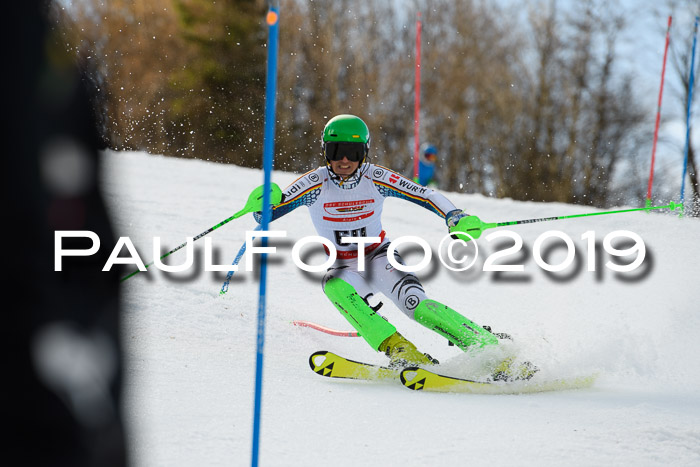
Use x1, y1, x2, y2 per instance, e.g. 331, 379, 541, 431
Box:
680, 16, 698, 215
251, 3, 279, 466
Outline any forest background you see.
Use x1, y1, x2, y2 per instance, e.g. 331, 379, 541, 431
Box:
52, 0, 699, 212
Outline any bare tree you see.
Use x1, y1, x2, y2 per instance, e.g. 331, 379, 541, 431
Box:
501, 0, 645, 206
52, 0, 189, 153
274, 0, 413, 173
52, 0, 653, 208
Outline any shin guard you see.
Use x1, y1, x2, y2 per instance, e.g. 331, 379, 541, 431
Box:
414, 299, 499, 351
324, 278, 396, 350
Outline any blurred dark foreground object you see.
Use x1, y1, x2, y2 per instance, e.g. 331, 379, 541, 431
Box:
5, 1, 129, 466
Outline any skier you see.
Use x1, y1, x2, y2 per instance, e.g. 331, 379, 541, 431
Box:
415, 143, 438, 187
254, 114, 534, 378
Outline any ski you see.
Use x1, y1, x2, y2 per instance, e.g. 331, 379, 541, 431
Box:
400, 367, 597, 394
310, 351, 596, 394
309, 351, 399, 381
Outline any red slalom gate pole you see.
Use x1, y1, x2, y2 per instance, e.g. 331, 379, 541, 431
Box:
413, 12, 422, 181
646, 15, 672, 207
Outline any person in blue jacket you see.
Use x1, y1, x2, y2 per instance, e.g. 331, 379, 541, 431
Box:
415, 143, 438, 187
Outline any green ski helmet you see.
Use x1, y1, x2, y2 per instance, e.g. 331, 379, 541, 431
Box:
322, 114, 370, 164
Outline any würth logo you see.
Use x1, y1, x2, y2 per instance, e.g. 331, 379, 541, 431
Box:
389, 174, 399, 183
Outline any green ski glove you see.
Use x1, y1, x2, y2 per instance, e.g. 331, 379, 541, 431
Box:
235, 183, 283, 219
446, 210, 484, 241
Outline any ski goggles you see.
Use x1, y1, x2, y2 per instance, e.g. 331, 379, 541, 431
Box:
324, 141, 367, 162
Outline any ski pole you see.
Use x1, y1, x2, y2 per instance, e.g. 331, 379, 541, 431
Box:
219, 224, 263, 295
452, 201, 683, 241
292, 320, 359, 337
120, 183, 281, 282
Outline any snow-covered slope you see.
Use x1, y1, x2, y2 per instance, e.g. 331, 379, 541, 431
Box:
101, 150, 700, 467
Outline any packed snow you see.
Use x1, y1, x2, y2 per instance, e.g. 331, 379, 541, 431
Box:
101, 150, 700, 467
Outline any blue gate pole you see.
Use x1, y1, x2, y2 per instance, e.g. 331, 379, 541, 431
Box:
680, 16, 698, 216
251, 4, 279, 467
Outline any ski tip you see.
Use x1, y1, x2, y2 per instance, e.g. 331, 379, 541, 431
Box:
309, 350, 332, 373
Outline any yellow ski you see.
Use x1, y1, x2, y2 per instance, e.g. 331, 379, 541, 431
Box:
400, 367, 597, 394
309, 351, 399, 381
